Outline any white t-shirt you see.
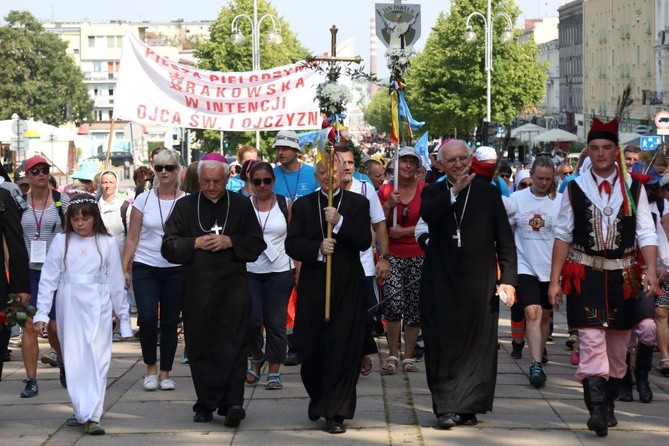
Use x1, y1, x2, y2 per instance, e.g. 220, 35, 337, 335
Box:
132, 190, 185, 268
349, 178, 385, 276
99, 196, 129, 255
247, 197, 293, 274
508, 188, 562, 282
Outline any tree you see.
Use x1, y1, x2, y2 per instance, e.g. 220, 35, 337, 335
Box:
364, 89, 392, 135
0, 11, 93, 125
194, 0, 310, 157
406, 0, 547, 138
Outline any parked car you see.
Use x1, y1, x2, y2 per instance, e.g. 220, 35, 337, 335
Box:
91, 151, 133, 167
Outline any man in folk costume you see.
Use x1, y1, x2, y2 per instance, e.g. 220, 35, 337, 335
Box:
161, 155, 266, 426
285, 155, 371, 434
549, 117, 658, 437
419, 139, 517, 429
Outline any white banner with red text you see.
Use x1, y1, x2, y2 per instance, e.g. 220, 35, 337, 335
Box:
113, 34, 322, 131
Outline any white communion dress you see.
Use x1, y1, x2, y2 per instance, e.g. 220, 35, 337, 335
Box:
34, 232, 132, 424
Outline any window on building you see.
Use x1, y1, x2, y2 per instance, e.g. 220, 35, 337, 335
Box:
108, 88, 114, 97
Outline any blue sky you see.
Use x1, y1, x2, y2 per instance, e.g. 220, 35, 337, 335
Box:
2, 1, 563, 76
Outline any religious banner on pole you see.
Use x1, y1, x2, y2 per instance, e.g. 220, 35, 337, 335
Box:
375, 2, 421, 49
113, 34, 322, 131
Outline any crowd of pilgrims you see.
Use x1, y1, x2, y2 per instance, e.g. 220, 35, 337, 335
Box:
2, 122, 668, 436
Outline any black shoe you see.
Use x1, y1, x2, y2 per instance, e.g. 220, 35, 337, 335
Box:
2, 349, 10, 362
20, 379, 39, 398
510, 340, 524, 359
541, 347, 549, 364
326, 418, 346, 434
436, 413, 456, 429
193, 411, 213, 423
454, 413, 479, 426
413, 345, 424, 361
565, 331, 579, 349
308, 401, 319, 421
59, 362, 67, 388
284, 351, 301, 366
223, 405, 246, 427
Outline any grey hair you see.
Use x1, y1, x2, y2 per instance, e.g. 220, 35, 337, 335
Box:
436, 139, 470, 162
197, 159, 229, 178
152, 148, 182, 189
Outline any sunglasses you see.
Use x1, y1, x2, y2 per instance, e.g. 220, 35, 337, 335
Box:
518, 182, 531, 189
29, 166, 50, 176
155, 165, 177, 172
251, 177, 273, 186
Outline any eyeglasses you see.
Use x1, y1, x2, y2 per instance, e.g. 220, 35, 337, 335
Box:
29, 166, 50, 176
155, 165, 177, 172
560, 171, 574, 177
518, 182, 531, 189
444, 155, 470, 165
251, 177, 273, 186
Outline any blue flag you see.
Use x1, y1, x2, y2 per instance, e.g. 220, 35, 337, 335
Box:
414, 132, 430, 171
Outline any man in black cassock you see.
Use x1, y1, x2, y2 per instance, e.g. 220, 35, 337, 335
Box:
285, 157, 371, 434
419, 139, 517, 429
162, 156, 265, 426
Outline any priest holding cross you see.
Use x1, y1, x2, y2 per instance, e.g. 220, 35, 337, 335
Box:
162, 153, 266, 426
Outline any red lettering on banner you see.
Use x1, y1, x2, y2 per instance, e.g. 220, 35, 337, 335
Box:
281, 81, 291, 92
184, 96, 199, 108
247, 85, 262, 97
185, 82, 195, 94
207, 101, 224, 113
231, 88, 241, 98
295, 77, 305, 88
201, 85, 210, 96
189, 114, 218, 128
216, 87, 227, 98
267, 84, 276, 95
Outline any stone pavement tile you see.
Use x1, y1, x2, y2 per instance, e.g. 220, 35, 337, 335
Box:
573, 431, 669, 446
74, 432, 234, 446
116, 375, 195, 403
98, 400, 218, 433
232, 427, 391, 445
421, 427, 580, 446
243, 373, 308, 399
494, 384, 544, 399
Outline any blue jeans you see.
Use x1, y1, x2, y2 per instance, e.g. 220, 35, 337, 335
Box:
247, 270, 294, 363
132, 262, 183, 372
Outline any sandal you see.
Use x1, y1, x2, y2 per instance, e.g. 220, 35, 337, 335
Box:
381, 356, 399, 375
84, 421, 106, 435
245, 355, 265, 386
360, 356, 372, 376
66, 414, 83, 427
660, 358, 669, 376
265, 372, 283, 390
402, 358, 420, 373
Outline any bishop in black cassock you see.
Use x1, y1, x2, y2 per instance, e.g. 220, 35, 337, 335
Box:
162, 158, 265, 426
419, 140, 517, 429
285, 159, 371, 434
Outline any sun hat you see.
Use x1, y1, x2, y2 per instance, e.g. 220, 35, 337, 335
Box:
271, 130, 301, 150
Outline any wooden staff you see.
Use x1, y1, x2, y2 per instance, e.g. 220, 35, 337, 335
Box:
104, 119, 116, 170
325, 145, 335, 321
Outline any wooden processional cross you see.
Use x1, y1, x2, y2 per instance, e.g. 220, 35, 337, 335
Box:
308, 26, 362, 321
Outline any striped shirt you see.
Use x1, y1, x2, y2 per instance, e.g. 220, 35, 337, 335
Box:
21, 192, 70, 270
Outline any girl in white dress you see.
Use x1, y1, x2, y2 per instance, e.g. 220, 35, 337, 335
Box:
33, 194, 132, 435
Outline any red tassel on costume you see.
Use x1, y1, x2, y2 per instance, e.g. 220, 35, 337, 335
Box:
561, 261, 585, 295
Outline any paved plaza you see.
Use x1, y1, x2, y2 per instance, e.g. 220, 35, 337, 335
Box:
1, 306, 668, 445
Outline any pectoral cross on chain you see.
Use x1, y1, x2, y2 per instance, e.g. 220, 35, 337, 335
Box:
210, 221, 223, 235
452, 229, 461, 248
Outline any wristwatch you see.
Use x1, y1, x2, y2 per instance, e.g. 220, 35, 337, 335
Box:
380, 253, 391, 260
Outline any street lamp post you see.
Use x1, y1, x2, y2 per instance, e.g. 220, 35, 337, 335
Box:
465, 0, 513, 144
231, 0, 282, 150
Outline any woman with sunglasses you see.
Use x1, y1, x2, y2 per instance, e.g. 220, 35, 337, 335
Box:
18, 156, 70, 398
377, 147, 426, 375
122, 148, 185, 392
244, 161, 294, 390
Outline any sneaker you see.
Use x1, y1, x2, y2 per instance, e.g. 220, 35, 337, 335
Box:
510, 340, 524, 359
143, 374, 159, 391
284, 351, 301, 366
159, 378, 176, 390
59, 362, 67, 388
180, 354, 189, 365
529, 361, 546, 388
20, 378, 39, 398
659, 358, 669, 376
40, 349, 58, 367
565, 332, 579, 349
112, 332, 122, 342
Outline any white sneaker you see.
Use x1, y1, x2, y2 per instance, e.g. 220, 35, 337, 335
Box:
159, 378, 176, 390
143, 375, 159, 391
